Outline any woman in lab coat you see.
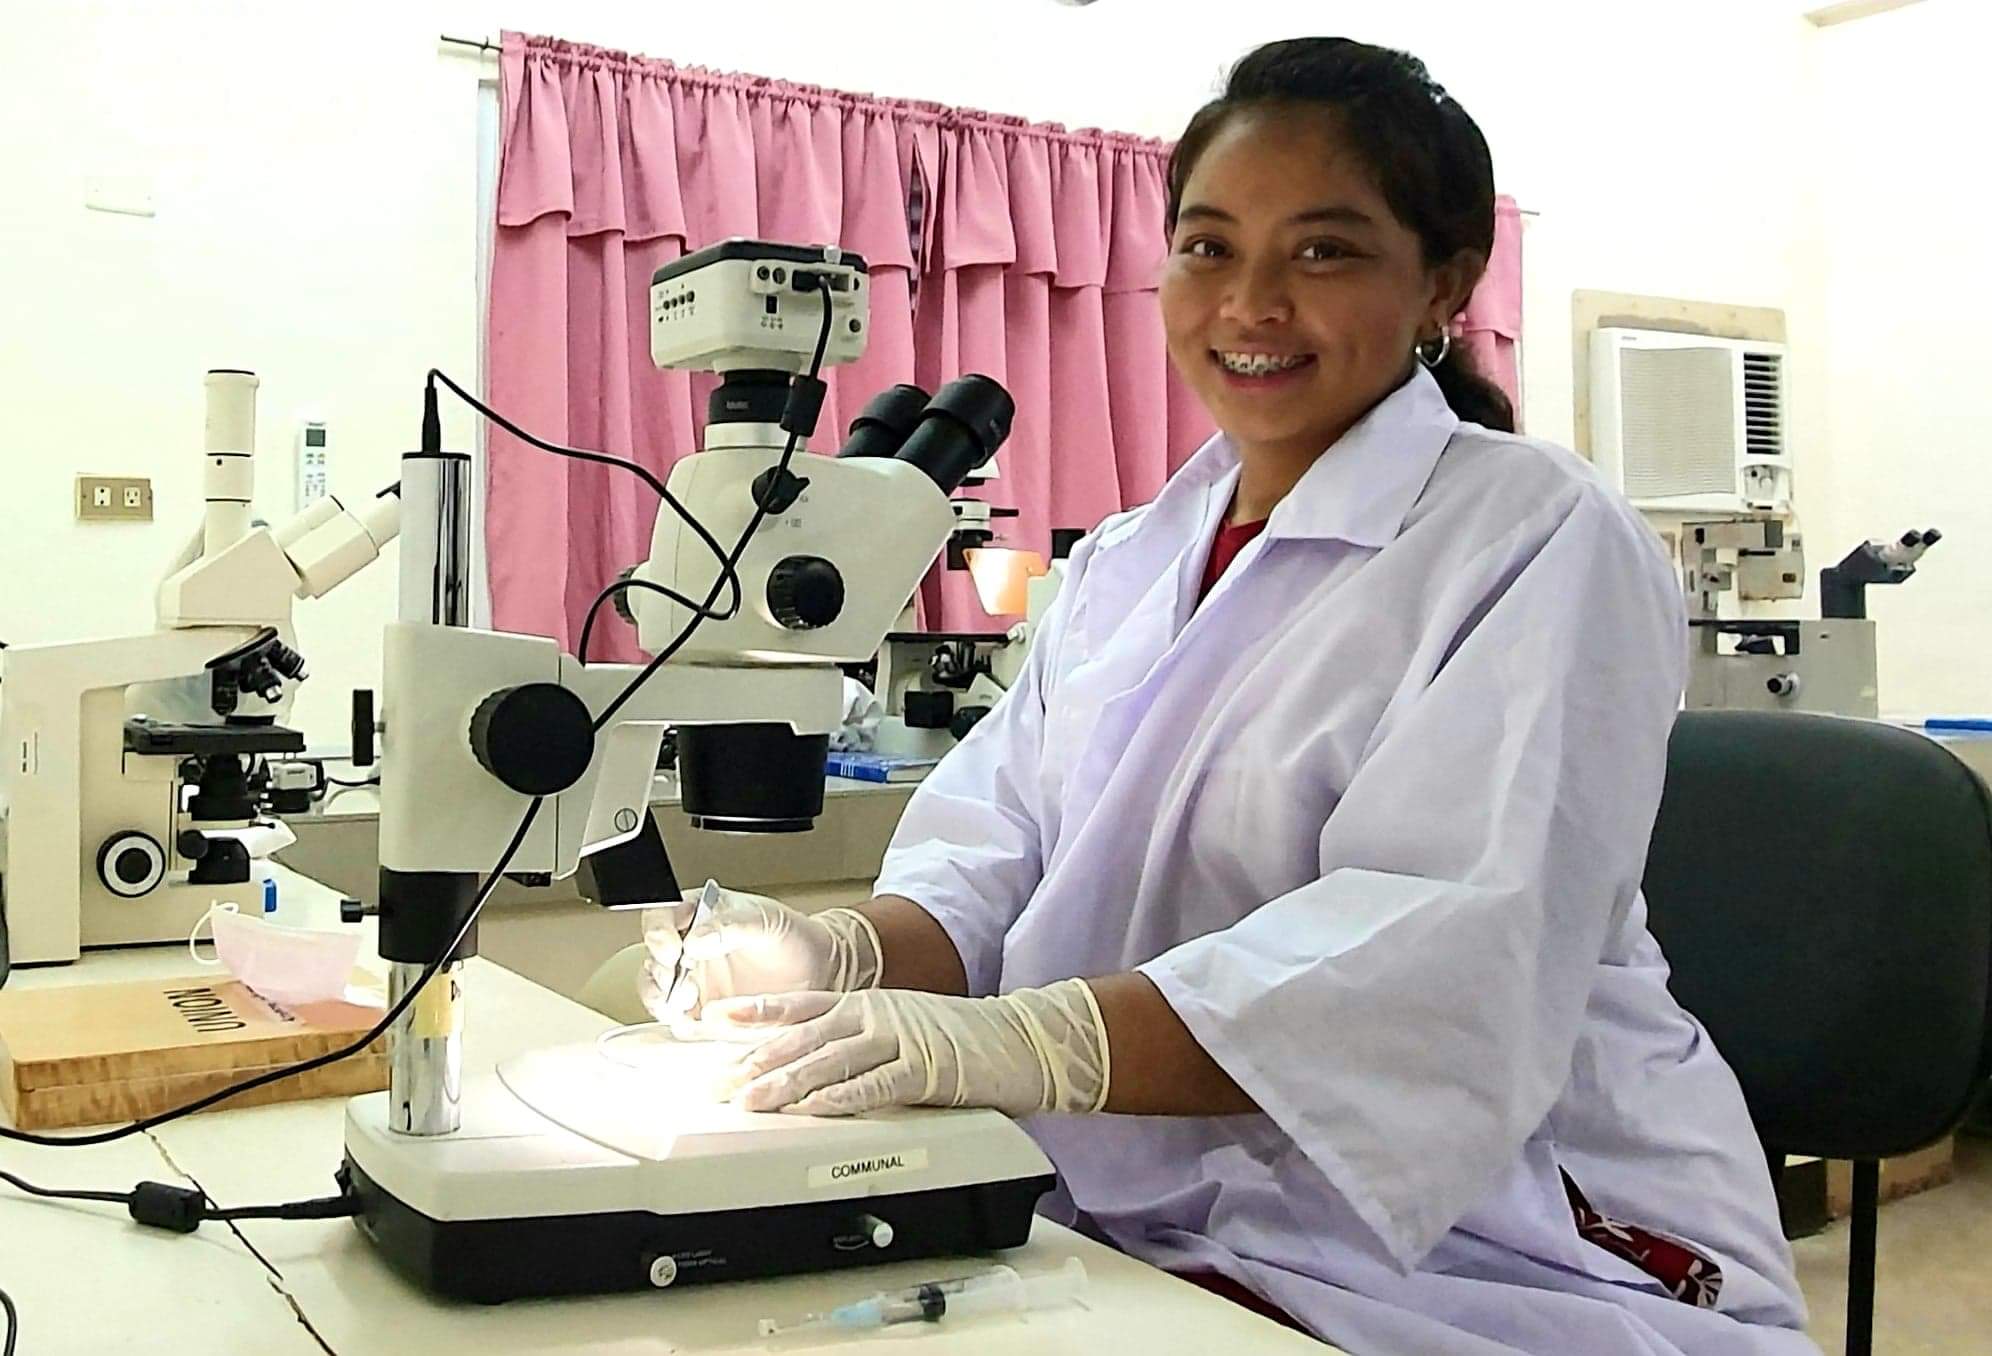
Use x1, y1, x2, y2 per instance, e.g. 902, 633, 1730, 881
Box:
643, 37, 1817, 1356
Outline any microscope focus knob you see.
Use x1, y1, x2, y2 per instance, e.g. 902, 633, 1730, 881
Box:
767, 555, 844, 630
97, 832, 166, 898
469, 683, 596, 797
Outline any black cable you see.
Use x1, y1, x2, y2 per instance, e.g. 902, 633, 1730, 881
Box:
2, 1168, 357, 1232
0, 800, 542, 1148
0, 1169, 130, 1206
591, 281, 836, 735
426, 368, 671, 497
1, 1282, 15, 1356
424, 368, 743, 619
205, 1194, 361, 1223
325, 775, 379, 789
575, 575, 737, 667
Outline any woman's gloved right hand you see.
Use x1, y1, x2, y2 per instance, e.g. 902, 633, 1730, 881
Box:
638, 885, 882, 1027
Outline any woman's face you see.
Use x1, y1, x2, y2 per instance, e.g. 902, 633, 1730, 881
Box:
1161, 110, 1471, 460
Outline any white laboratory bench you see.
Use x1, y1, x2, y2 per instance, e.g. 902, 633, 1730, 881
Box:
0, 864, 1334, 1355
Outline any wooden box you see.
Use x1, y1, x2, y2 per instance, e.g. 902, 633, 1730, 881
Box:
0, 974, 386, 1130
1776, 1139, 1957, 1239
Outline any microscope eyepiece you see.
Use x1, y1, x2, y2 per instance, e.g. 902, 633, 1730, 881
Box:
892, 374, 1015, 496
837, 384, 931, 460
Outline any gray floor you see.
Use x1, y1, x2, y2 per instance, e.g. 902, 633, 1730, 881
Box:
1792, 1135, 1992, 1354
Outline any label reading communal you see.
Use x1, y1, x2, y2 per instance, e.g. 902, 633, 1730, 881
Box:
807, 1148, 930, 1190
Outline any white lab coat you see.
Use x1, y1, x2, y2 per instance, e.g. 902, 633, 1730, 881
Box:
874, 370, 1819, 1355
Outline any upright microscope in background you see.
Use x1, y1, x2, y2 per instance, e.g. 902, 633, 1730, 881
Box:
0, 371, 399, 970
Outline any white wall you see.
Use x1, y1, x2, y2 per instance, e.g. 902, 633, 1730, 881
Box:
1, 0, 1829, 743
1809, 0, 1992, 716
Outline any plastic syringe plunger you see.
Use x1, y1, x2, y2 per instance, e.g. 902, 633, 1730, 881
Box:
758, 1259, 1088, 1340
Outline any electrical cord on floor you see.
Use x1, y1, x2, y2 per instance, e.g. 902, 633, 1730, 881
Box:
2, 1281, 16, 1356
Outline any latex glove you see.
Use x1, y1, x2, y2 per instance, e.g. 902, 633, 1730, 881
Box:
637, 886, 881, 1025
708, 981, 1112, 1118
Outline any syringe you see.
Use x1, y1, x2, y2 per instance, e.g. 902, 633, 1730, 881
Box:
758, 1259, 1088, 1339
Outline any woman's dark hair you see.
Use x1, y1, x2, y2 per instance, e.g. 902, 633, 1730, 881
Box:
1166, 38, 1515, 433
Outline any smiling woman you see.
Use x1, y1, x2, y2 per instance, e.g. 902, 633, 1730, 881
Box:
1161, 39, 1515, 524
648, 35, 1816, 1356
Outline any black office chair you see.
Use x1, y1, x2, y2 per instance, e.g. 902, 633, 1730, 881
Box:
1641, 711, 1992, 1356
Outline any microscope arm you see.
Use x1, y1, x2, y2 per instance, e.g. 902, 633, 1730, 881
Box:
375, 624, 840, 882
552, 657, 840, 876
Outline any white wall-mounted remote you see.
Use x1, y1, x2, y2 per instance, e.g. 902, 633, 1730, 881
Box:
296, 418, 330, 511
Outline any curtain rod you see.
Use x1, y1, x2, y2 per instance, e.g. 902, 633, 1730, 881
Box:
444, 30, 1540, 219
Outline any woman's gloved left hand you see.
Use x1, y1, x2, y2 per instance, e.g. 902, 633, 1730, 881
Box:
705, 981, 1112, 1118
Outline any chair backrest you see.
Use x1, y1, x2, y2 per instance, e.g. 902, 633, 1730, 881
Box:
1642, 711, 1992, 1160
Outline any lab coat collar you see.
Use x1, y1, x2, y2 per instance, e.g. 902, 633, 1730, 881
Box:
1142, 367, 1460, 552
1267, 367, 1459, 546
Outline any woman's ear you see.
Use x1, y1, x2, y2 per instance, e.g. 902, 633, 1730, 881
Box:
1427, 249, 1487, 335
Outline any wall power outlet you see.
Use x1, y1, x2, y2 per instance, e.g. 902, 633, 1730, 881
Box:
76, 475, 153, 522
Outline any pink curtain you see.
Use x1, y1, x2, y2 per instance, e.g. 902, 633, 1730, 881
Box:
486, 33, 1205, 649
908, 119, 1213, 630
1457, 194, 1523, 418
487, 34, 1524, 647
489, 37, 936, 656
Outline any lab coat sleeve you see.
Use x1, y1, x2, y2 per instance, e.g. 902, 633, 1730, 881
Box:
870, 543, 1093, 995
1140, 486, 1688, 1269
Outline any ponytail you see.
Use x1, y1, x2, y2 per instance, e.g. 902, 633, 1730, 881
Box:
1428, 345, 1514, 433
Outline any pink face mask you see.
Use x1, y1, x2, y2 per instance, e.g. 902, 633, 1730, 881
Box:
188, 903, 365, 1007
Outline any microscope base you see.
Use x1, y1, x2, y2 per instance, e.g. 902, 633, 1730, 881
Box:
340, 1044, 1056, 1304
